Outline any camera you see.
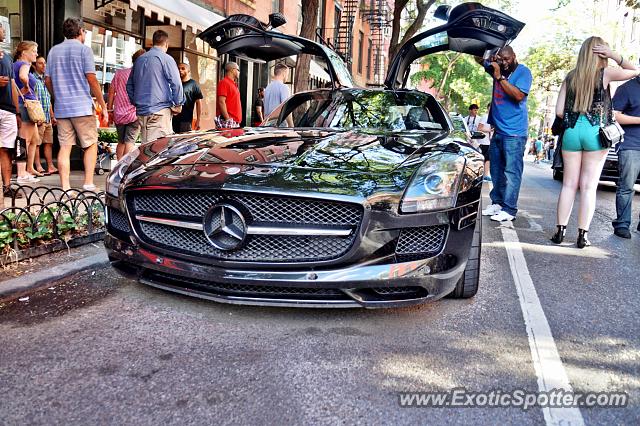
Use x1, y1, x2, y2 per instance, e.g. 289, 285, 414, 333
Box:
483, 47, 502, 67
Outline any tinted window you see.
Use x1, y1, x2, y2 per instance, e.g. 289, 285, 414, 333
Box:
263, 89, 449, 132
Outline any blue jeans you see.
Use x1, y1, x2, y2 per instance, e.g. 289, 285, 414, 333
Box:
613, 149, 640, 230
489, 133, 527, 216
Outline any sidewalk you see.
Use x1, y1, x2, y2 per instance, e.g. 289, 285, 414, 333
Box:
0, 171, 111, 300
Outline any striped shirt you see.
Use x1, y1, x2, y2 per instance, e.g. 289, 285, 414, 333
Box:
32, 72, 51, 123
46, 39, 95, 118
110, 67, 136, 125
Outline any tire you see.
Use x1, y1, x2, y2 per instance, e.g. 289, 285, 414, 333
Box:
97, 168, 105, 175
553, 169, 563, 181
449, 206, 482, 299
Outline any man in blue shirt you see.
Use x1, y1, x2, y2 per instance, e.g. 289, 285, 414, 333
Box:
46, 17, 108, 191
479, 46, 533, 222
127, 30, 184, 143
612, 77, 640, 238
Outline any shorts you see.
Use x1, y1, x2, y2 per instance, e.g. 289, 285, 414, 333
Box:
37, 122, 53, 145
562, 115, 606, 152
138, 108, 173, 143
116, 121, 141, 144
0, 109, 17, 149
57, 115, 98, 149
479, 144, 490, 161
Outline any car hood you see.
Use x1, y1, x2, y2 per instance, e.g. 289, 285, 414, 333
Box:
135, 128, 450, 174
123, 128, 476, 200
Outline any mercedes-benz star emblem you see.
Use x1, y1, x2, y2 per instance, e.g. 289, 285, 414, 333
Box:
203, 204, 247, 250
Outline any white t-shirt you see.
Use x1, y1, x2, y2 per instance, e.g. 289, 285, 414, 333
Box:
476, 114, 491, 146
464, 114, 480, 132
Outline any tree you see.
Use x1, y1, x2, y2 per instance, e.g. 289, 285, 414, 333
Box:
410, 53, 493, 113
294, 0, 319, 93
387, 0, 437, 73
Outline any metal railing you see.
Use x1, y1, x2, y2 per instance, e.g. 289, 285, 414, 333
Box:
0, 185, 106, 259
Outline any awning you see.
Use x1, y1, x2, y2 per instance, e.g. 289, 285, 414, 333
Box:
129, 0, 225, 34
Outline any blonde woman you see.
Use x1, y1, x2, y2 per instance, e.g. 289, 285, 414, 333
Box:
552, 36, 639, 247
13, 40, 42, 183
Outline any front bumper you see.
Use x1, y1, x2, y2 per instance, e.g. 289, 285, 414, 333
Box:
105, 233, 466, 308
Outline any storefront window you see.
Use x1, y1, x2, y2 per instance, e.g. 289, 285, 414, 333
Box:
84, 23, 143, 86
0, 0, 20, 52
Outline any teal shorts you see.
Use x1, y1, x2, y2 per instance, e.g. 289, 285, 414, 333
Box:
562, 115, 606, 152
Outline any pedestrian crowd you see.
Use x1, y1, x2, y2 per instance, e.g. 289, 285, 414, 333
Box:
0, 19, 207, 201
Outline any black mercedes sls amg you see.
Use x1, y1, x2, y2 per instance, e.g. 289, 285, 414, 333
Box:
104, 3, 524, 308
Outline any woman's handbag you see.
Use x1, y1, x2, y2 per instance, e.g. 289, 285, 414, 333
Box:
551, 108, 565, 170
552, 134, 563, 170
596, 68, 624, 149
19, 91, 45, 123
599, 120, 624, 149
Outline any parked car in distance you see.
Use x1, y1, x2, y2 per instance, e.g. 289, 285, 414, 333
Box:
104, 3, 524, 308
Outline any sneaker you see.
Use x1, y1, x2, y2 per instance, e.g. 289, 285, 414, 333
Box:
16, 175, 39, 184
483, 176, 492, 182
490, 210, 515, 222
482, 203, 502, 216
3, 188, 23, 199
82, 184, 97, 191
614, 228, 631, 239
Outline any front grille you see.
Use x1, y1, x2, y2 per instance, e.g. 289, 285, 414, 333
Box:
139, 218, 355, 262
108, 207, 130, 235
128, 190, 363, 263
143, 270, 349, 300
396, 225, 448, 258
132, 191, 362, 226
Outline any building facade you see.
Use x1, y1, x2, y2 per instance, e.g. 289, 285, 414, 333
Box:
3, 0, 391, 131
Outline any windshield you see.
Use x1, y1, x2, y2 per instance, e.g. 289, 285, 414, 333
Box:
263, 89, 450, 132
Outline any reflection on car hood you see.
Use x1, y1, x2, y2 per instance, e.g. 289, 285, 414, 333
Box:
136, 127, 449, 174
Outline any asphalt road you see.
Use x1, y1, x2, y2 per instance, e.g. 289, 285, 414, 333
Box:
1, 160, 638, 425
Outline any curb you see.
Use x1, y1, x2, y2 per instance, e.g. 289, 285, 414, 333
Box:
0, 252, 110, 300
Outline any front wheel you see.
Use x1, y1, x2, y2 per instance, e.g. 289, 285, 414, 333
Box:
449, 208, 481, 299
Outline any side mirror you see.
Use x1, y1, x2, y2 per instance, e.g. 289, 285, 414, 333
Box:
268, 13, 287, 30
471, 131, 486, 140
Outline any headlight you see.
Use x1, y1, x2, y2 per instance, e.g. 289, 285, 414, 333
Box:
106, 148, 140, 197
400, 153, 465, 213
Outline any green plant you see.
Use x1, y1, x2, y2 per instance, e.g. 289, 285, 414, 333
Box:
98, 129, 119, 144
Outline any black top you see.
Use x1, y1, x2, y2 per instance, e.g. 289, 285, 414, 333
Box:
563, 68, 612, 129
252, 97, 264, 124
0, 51, 16, 114
174, 79, 203, 124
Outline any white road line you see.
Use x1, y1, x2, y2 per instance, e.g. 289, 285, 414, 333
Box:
500, 222, 585, 426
